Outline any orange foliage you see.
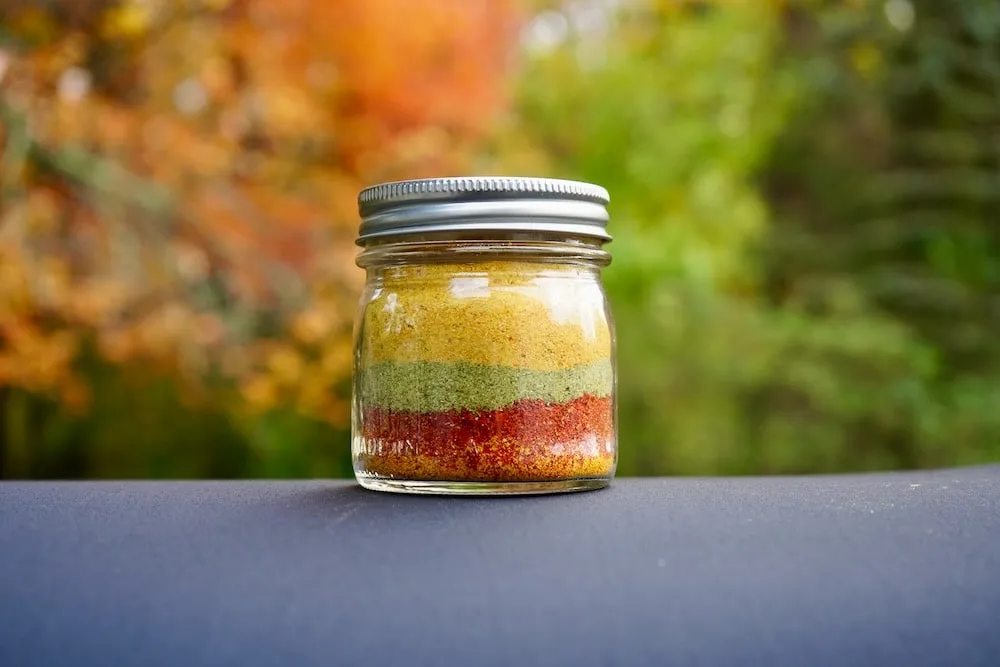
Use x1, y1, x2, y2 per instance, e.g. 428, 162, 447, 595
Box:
0, 0, 523, 422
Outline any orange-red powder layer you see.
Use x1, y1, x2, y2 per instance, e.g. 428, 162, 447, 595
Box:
357, 394, 614, 482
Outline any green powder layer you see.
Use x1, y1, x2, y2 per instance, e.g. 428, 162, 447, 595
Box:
358, 359, 613, 412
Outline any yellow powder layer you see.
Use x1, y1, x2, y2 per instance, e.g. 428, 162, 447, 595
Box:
361, 261, 612, 370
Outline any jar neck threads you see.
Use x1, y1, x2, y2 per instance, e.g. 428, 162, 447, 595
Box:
356, 237, 610, 270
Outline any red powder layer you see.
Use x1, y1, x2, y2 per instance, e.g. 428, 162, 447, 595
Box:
358, 394, 615, 482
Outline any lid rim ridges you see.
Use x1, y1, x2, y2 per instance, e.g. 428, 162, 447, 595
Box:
358, 177, 610, 213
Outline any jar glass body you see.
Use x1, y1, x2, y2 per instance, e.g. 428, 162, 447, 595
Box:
352, 236, 617, 495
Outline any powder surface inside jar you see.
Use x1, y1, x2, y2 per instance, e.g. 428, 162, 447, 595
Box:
359, 359, 612, 412
359, 394, 615, 482
361, 261, 612, 371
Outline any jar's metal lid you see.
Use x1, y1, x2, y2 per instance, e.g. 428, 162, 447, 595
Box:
356, 176, 611, 244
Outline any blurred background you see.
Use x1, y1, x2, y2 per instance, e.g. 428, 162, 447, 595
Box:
0, 0, 997, 479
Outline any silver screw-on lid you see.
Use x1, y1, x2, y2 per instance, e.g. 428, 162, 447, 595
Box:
356, 176, 611, 244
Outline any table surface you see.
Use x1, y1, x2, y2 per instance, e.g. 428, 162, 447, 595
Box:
2, 466, 999, 667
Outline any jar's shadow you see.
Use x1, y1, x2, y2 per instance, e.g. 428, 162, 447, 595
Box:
286, 481, 603, 527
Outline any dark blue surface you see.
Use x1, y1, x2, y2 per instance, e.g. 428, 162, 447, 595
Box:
2, 467, 999, 667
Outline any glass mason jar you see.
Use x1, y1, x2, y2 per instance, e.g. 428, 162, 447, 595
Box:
353, 177, 616, 495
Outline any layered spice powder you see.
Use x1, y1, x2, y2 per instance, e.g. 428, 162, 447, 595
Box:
355, 261, 615, 482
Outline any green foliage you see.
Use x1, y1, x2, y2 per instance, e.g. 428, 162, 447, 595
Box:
751, 0, 1000, 472
518, 0, 1000, 474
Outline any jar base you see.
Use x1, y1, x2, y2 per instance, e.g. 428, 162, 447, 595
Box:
355, 474, 610, 496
